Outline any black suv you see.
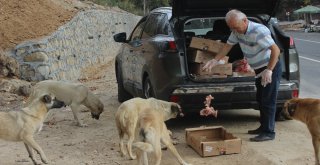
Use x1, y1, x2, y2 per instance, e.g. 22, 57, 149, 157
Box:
113, 0, 300, 114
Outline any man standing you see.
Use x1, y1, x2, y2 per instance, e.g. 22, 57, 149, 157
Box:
203, 9, 281, 142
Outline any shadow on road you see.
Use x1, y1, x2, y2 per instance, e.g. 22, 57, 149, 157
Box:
166, 109, 260, 130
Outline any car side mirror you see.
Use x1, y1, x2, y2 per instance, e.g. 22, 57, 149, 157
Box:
113, 32, 127, 43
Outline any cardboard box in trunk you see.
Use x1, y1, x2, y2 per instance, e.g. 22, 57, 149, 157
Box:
187, 48, 229, 64
190, 37, 225, 53
189, 63, 232, 76
233, 71, 256, 77
185, 126, 242, 157
187, 49, 216, 63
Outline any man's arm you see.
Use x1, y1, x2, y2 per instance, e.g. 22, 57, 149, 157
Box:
260, 44, 280, 87
202, 43, 233, 71
215, 43, 234, 61
267, 44, 280, 71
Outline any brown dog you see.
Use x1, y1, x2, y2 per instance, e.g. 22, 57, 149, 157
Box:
0, 94, 64, 165
133, 109, 191, 165
115, 97, 183, 160
26, 80, 104, 127
282, 98, 320, 165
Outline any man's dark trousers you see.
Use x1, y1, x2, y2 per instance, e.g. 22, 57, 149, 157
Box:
255, 61, 282, 137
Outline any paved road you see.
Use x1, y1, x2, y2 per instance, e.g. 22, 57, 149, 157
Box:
285, 31, 320, 98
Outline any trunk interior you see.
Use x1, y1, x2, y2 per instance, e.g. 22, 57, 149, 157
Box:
183, 17, 286, 82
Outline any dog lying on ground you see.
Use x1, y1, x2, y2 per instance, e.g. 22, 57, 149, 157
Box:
282, 98, 320, 165
133, 109, 191, 165
115, 97, 183, 160
0, 94, 64, 165
26, 80, 104, 127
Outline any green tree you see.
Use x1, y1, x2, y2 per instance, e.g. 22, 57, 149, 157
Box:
91, 0, 171, 15
91, 0, 320, 17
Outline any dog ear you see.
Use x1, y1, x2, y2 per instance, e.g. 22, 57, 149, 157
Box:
170, 103, 180, 113
285, 100, 298, 117
171, 102, 184, 117
42, 95, 52, 103
281, 101, 291, 119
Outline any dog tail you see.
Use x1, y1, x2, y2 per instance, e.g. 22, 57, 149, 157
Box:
133, 142, 153, 153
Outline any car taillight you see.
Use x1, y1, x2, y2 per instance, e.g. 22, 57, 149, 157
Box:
170, 95, 179, 103
289, 36, 295, 48
166, 41, 177, 53
292, 89, 299, 98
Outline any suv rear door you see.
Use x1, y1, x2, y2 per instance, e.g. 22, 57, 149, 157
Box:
132, 13, 165, 85
131, 12, 173, 96
171, 0, 280, 17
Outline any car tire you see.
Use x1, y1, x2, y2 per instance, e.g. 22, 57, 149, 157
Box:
116, 65, 132, 102
143, 77, 154, 98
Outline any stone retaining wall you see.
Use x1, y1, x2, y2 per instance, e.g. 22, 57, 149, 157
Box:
12, 10, 140, 81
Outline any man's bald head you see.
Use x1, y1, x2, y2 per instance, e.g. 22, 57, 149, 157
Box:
225, 9, 248, 34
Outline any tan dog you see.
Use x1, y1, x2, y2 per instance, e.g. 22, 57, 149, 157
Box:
115, 97, 183, 160
282, 98, 320, 165
26, 80, 104, 127
133, 109, 191, 165
0, 94, 64, 165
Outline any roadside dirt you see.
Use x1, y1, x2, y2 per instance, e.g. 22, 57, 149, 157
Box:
0, 0, 77, 50
0, 0, 316, 164
0, 58, 316, 165
0, 0, 123, 51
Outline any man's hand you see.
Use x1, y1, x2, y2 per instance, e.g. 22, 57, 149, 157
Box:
261, 69, 272, 87
202, 59, 218, 72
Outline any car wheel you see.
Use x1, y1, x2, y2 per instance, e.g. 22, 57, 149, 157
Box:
116, 65, 132, 102
143, 77, 154, 98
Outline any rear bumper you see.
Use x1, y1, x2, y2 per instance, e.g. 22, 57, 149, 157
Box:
170, 82, 299, 111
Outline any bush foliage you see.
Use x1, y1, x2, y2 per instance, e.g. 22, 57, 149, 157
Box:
91, 0, 170, 15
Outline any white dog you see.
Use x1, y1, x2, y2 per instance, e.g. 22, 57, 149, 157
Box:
133, 109, 191, 165
26, 80, 104, 127
0, 94, 64, 164
115, 97, 183, 160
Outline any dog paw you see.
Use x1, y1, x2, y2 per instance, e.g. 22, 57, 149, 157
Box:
182, 163, 192, 165
129, 155, 137, 160
75, 123, 88, 127
30, 159, 41, 165
41, 159, 48, 164
161, 146, 168, 150
172, 140, 179, 145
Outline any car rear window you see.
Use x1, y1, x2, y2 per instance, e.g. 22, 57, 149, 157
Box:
142, 13, 169, 38
184, 18, 214, 36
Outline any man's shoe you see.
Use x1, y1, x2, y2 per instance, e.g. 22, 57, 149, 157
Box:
248, 128, 262, 134
249, 134, 274, 142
